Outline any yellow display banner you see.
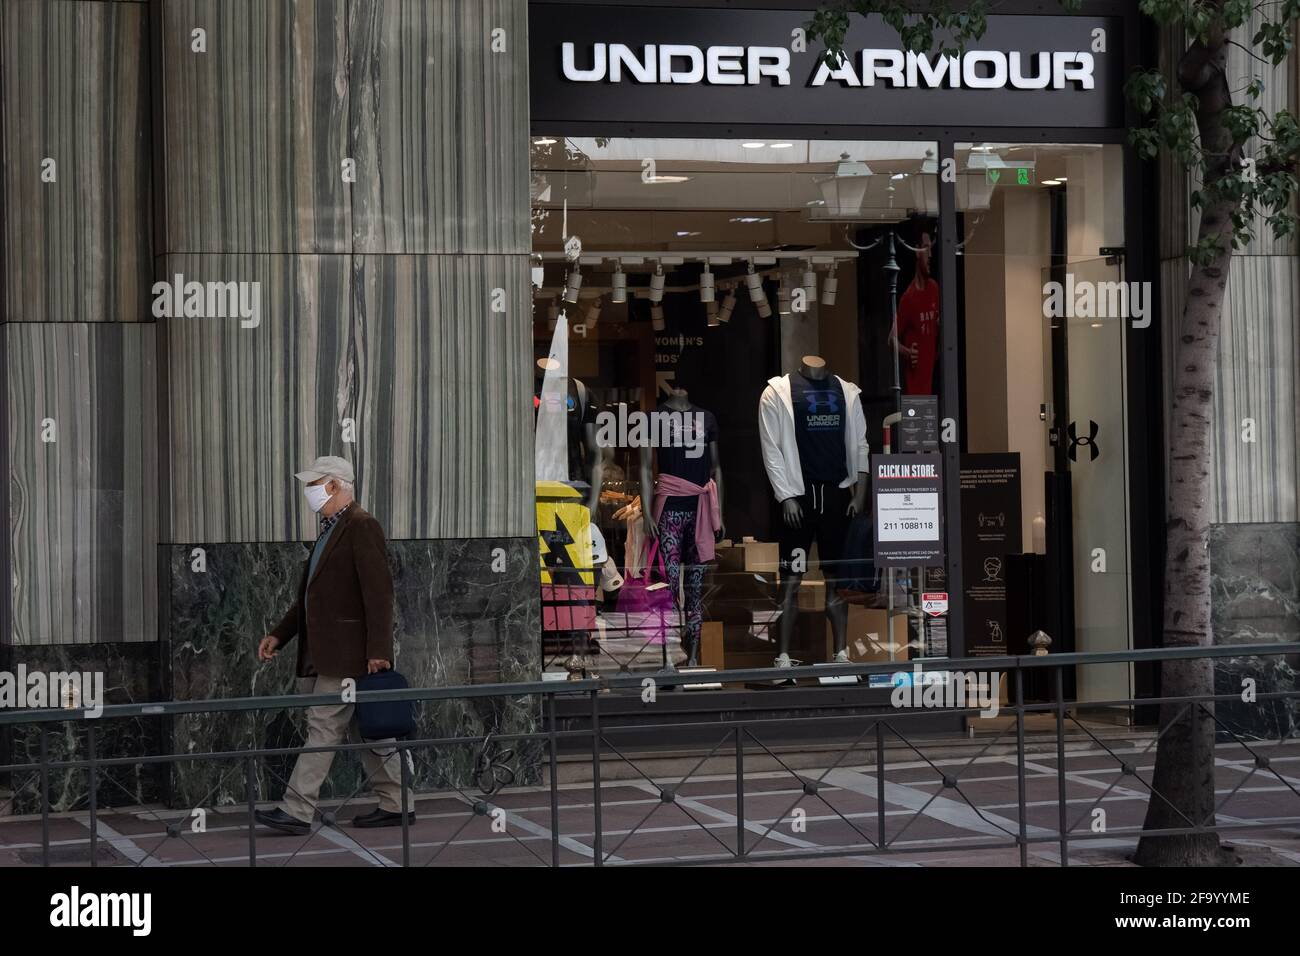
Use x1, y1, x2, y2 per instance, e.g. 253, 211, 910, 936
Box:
535, 480, 594, 586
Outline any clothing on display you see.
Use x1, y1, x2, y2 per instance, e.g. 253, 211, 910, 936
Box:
650, 472, 721, 562
758, 373, 870, 503
896, 277, 940, 395
656, 506, 708, 654
654, 402, 718, 511
534, 378, 598, 483
790, 371, 849, 484
777, 481, 854, 584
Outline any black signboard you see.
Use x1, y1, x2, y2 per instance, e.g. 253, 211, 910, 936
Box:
898, 395, 939, 452
960, 453, 1022, 657
530, 6, 1125, 129
872, 453, 944, 567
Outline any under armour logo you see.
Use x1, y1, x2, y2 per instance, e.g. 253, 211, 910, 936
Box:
805, 391, 840, 414
1067, 420, 1100, 462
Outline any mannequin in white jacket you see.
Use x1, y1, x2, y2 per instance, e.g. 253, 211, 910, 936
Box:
758, 356, 870, 672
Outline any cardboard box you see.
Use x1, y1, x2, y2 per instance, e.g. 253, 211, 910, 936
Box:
834, 606, 910, 663
700, 621, 725, 669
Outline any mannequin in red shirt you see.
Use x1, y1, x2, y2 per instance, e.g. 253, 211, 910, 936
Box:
889, 232, 940, 396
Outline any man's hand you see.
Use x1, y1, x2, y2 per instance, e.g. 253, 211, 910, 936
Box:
257, 635, 280, 662
367, 659, 391, 674
907, 344, 919, 368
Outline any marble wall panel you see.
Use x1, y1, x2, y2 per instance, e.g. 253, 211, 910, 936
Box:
6, 323, 158, 644
1209, 523, 1300, 741
161, 253, 350, 543
350, 254, 534, 539
348, 0, 530, 254
1, 0, 152, 322
0, 642, 165, 814
166, 537, 540, 808
158, 0, 350, 254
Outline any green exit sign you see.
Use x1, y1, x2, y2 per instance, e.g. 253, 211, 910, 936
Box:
987, 167, 1035, 186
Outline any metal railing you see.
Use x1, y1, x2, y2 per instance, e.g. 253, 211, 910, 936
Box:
1, 642, 1297, 867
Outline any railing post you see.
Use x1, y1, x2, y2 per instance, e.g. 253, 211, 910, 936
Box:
734, 724, 745, 859
590, 689, 602, 867
39, 724, 50, 867
1015, 668, 1027, 867
548, 694, 560, 868
245, 755, 257, 866
86, 724, 98, 867
876, 720, 886, 850
399, 744, 411, 867
1054, 666, 1068, 867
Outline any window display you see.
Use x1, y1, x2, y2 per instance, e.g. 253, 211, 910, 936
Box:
531, 136, 942, 687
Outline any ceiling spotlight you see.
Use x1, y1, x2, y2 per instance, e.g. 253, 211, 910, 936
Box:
777, 279, 792, 316
649, 263, 666, 303
585, 297, 602, 326
563, 267, 583, 304
699, 264, 715, 303
755, 296, 773, 319
718, 290, 736, 324
744, 263, 765, 303
1041, 179, 1062, 186
611, 263, 627, 303
706, 298, 720, 326
651, 304, 665, 331
821, 274, 838, 307
802, 263, 818, 305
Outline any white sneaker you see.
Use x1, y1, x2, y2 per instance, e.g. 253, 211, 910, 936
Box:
832, 649, 851, 664
774, 653, 794, 668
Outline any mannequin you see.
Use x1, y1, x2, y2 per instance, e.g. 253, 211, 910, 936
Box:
757, 356, 870, 673
534, 357, 603, 517
639, 387, 724, 666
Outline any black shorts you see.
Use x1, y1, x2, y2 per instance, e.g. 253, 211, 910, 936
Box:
778, 482, 854, 582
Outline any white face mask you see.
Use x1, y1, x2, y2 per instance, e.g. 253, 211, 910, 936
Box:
304, 483, 333, 513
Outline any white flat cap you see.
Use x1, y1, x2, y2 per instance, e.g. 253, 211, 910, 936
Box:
294, 455, 355, 484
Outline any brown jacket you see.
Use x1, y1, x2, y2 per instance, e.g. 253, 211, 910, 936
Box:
270, 505, 395, 678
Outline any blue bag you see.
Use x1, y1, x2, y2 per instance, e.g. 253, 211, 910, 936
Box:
355, 669, 417, 740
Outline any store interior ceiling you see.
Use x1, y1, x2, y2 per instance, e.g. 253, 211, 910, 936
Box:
530, 137, 1094, 298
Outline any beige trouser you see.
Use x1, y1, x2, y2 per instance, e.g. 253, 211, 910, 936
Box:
282, 675, 411, 823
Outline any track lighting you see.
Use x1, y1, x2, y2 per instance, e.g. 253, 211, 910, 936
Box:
718, 289, 736, 323
821, 274, 838, 307
584, 297, 602, 326
563, 267, 583, 305
649, 263, 666, 303
744, 262, 764, 303
611, 263, 627, 304
651, 304, 665, 330
777, 278, 792, 315
699, 264, 715, 303
802, 263, 818, 305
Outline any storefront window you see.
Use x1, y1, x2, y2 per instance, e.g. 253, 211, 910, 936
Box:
954, 142, 1132, 703
531, 136, 939, 684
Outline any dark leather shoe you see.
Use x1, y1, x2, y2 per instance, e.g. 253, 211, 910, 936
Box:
351, 808, 416, 828
254, 807, 311, 835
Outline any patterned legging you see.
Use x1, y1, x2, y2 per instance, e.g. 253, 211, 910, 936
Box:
656, 507, 707, 651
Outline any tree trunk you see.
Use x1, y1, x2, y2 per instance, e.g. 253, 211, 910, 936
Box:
1134, 29, 1240, 867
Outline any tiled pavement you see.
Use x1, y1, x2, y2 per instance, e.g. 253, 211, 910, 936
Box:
2, 737, 1298, 867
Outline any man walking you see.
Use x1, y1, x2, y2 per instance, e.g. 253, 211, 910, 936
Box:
254, 455, 413, 834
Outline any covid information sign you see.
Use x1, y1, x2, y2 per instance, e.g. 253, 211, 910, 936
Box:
871, 453, 944, 567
